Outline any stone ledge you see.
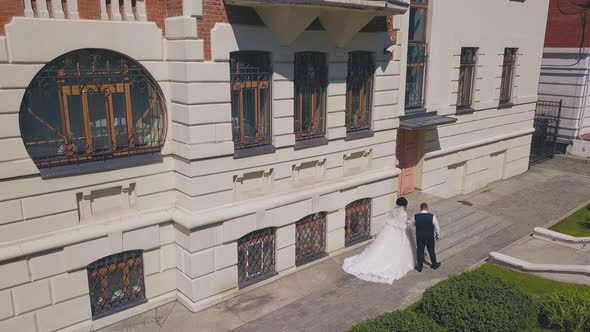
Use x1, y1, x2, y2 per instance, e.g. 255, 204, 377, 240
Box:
532, 227, 590, 249
489, 251, 590, 276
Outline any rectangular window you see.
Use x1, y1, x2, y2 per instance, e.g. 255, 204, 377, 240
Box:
238, 228, 276, 288
295, 213, 327, 266
230, 51, 272, 150
345, 198, 372, 246
346, 51, 375, 133
457, 47, 478, 110
405, 0, 428, 111
294, 52, 327, 140
500, 48, 518, 105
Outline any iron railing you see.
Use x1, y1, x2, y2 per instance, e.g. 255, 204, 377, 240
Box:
346, 52, 374, 132
530, 100, 562, 165
230, 51, 273, 150
457, 47, 478, 110
345, 198, 372, 246
238, 228, 276, 287
294, 52, 327, 140
87, 250, 146, 320
296, 212, 327, 266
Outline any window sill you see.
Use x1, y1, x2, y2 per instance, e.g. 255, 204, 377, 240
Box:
295, 252, 328, 267
233, 144, 276, 159
38, 153, 163, 179
345, 235, 372, 248
455, 107, 475, 115
404, 107, 427, 114
498, 102, 514, 109
239, 271, 278, 289
345, 129, 374, 141
294, 136, 329, 151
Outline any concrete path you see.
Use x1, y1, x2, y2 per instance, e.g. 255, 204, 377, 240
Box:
99, 157, 590, 332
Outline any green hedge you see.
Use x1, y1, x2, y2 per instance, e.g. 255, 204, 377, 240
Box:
416, 271, 536, 332
539, 288, 590, 331
348, 310, 443, 332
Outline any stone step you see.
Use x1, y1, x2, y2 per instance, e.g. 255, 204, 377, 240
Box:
437, 215, 504, 253
439, 220, 512, 261
438, 207, 479, 228
439, 211, 490, 238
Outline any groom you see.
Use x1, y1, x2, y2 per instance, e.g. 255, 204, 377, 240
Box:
409, 202, 441, 272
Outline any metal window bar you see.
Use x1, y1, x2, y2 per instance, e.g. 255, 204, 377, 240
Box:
345, 198, 372, 246
87, 250, 147, 320
500, 48, 518, 104
456, 47, 478, 109
294, 52, 327, 140
19, 49, 166, 169
530, 100, 562, 164
230, 51, 272, 150
295, 212, 327, 266
405, 42, 427, 110
346, 52, 375, 132
238, 228, 276, 288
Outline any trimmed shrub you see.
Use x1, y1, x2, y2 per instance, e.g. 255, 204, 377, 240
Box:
416, 270, 536, 332
348, 310, 443, 332
539, 288, 590, 331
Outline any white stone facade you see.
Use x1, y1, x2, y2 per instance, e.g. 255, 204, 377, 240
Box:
0, 0, 550, 330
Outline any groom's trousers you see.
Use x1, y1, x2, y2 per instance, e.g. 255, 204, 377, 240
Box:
416, 237, 438, 270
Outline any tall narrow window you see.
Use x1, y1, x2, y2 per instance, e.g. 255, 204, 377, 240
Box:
345, 198, 372, 246
237, 228, 276, 288
294, 52, 327, 141
457, 47, 478, 110
295, 212, 327, 266
500, 48, 518, 105
346, 52, 374, 133
405, 0, 428, 111
230, 51, 272, 150
87, 250, 146, 320
19, 49, 166, 171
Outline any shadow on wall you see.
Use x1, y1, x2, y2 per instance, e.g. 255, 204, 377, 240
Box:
423, 128, 441, 154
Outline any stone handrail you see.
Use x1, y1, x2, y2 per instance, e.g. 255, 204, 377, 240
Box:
23, 0, 147, 21
489, 251, 590, 275
532, 227, 590, 245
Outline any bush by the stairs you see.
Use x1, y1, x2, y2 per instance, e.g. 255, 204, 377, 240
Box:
348, 310, 443, 332
539, 288, 590, 331
416, 270, 536, 332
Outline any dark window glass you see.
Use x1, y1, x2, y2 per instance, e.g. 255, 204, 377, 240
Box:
405, 1, 428, 111
500, 48, 518, 104
19, 49, 166, 169
295, 212, 327, 265
294, 52, 327, 140
345, 198, 372, 246
457, 47, 478, 110
346, 52, 374, 133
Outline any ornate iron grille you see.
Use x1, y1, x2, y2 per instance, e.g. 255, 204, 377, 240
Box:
294, 52, 327, 140
405, 43, 427, 110
238, 228, 276, 288
345, 198, 372, 246
500, 48, 518, 104
457, 47, 478, 110
295, 212, 327, 266
530, 100, 562, 165
87, 250, 146, 320
346, 52, 374, 132
19, 49, 166, 168
230, 51, 272, 150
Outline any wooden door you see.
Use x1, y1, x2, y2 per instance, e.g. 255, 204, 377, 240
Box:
397, 129, 419, 195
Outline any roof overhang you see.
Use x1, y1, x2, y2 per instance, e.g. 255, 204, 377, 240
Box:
400, 111, 457, 130
223, 0, 409, 46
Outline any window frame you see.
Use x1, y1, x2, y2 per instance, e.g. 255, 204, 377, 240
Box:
499, 48, 518, 106
237, 228, 277, 288
456, 47, 479, 111
230, 51, 273, 154
345, 51, 375, 136
405, 0, 429, 111
86, 250, 147, 320
295, 212, 327, 266
345, 198, 372, 247
294, 52, 328, 142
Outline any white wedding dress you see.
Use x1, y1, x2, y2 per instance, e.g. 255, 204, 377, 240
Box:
342, 207, 416, 284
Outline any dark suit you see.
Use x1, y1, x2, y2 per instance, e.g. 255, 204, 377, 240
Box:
414, 212, 439, 270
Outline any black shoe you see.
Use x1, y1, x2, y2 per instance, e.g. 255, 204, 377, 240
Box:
415, 267, 423, 272
432, 262, 441, 270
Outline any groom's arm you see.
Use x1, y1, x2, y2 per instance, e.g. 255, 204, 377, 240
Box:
433, 215, 441, 239
407, 216, 415, 226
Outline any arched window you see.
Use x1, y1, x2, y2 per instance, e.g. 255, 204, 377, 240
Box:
86, 250, 146, 319
19, 49, 166, 174
295, 212, 327, 266
345, 198, 372, 246
237, 228, 276, 288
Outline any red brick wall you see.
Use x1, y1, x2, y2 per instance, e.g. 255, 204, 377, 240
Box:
199, 0, 230, 60
545, 0, 590, 48
0, 0, 23, 35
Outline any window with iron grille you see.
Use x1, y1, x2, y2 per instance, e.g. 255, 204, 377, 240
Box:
405, 0, 428, 110
294, 52, 327, 141
295, 212, 327, 266
230, 51, 272, 150
500, 48, 518, 105
238, 228, 276, 288
19, 49, 166, 170
346, 52, 375, 133
456, 47, 478, 110
87, 250, 146, 320
345, 198, 372, 246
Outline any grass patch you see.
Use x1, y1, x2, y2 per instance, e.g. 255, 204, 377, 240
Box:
549, 203, 590, 237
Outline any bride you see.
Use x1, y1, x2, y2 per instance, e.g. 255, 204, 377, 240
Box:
342, 197, 416, 284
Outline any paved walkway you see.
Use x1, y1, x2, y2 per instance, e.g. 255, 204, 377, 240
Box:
100, 157, 590, 332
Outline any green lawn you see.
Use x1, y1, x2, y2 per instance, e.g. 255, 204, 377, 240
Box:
549, 203, 590, 237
